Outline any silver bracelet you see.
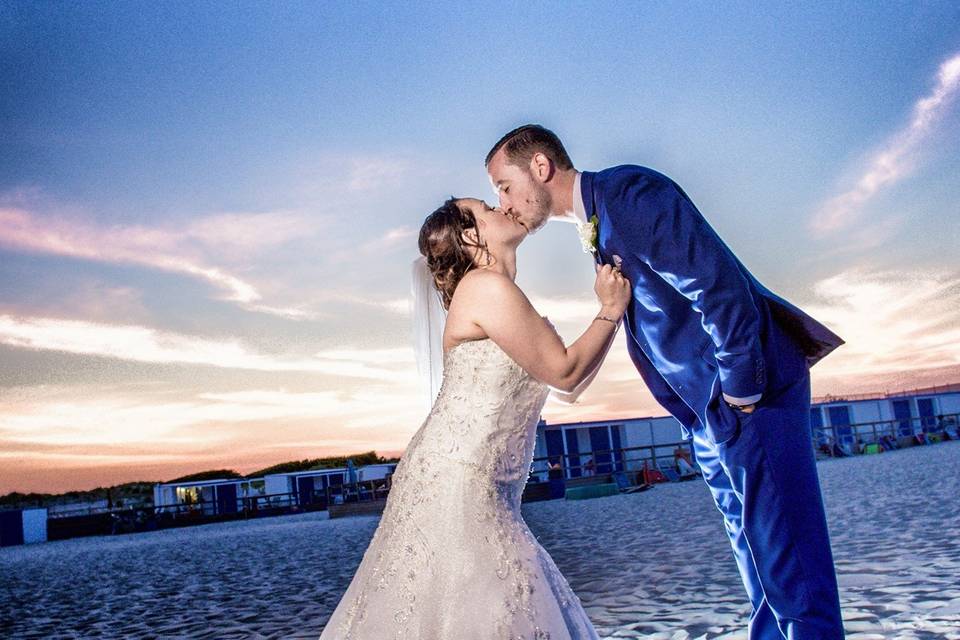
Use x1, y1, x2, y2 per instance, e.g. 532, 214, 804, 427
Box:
594, 314, 619, 326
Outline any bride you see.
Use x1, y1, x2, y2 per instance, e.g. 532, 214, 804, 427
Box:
319, 197, 631, 639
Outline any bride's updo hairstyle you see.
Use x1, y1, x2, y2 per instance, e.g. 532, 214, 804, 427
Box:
419, 197, 491, 309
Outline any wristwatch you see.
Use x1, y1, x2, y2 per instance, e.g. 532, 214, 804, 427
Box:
727, 401, 756, 414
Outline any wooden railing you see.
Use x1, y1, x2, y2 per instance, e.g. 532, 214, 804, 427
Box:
810, 411, 959, 456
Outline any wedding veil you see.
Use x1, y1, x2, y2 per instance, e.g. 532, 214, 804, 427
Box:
411, 255, 593, 410
411, 256, 446, 414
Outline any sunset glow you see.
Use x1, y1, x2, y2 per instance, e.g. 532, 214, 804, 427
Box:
2, 4, 958, 493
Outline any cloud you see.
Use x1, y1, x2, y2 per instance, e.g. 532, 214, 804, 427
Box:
0, 314, 415, 379
1, 390, 338, 446
358, 226, 417, 253
299, 290, 412, 315
195, 387, 426, 431
529, 295, 599, 323
803, 267, 960, 378
184, 210, 318, 255
537, 266, 960, 422
380, 297, 411, 314
800, 214, 905, 263
7, 265, 957, 492
0, 385, 425, 457
347, 156, 411, 191
0, 206, 318, 319
311, 347, 416, 364
0, 450, 188, 463
812, 51, 960, 233
9, 279, 152, 324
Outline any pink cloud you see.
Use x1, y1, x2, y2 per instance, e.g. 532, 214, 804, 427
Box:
0, 314, 415, 379
0, 206, 317, 318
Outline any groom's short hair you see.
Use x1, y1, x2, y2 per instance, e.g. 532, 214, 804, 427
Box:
485, 124, 573, 171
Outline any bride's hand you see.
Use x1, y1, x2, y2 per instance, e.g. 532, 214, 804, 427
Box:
594, 263, 631, 317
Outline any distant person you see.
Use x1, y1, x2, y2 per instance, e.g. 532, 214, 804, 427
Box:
583, 456, 596, 476
946, 416, 960, 439
935, 414, 954, 440
879, 434, 898, 451
547, 458, 563, 480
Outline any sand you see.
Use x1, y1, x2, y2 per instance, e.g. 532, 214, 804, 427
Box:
2, 441, 959, 639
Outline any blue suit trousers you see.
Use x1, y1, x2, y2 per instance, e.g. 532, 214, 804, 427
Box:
691, 371, 845, 639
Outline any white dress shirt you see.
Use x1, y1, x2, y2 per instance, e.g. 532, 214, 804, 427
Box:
571, 172, 588, 226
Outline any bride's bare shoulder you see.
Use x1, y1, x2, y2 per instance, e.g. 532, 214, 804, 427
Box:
453, 269, 520, 306
444, 271, 500, 345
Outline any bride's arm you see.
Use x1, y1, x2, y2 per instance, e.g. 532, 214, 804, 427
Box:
549, 320, 619, 404
452, 265, 630, 393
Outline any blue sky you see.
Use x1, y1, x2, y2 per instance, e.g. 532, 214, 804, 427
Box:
1, 1, 959, 492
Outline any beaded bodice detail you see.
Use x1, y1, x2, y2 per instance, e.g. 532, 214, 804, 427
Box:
407, 338, 551, 498
319, 339, 599, 640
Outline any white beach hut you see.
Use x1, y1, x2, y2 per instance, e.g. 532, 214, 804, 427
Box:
264, 463, 398, 508
153, 477, 266, 515
534, 415, 686, 481
810, 385, 960, 451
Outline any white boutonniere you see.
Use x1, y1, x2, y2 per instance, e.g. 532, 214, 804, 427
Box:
578, 214, 599, 254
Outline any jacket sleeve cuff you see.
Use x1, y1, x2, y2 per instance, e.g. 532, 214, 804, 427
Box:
719, 355, 766, 401
723, 392, 763, 406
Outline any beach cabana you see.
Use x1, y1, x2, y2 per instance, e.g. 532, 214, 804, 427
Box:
264, 463, 398, 509
0, 508, 47, 547
536, 386, 960, 478
811, 385, 960, 450
535, 416, 684, 481
153, 478, 264, 516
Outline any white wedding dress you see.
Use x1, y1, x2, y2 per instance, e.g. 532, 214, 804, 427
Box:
319, 338, 600, 640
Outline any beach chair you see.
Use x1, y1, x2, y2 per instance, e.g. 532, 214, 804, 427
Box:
612, 471, 650, 494
658, 461, 692, 482
639, 461, 669, 484
645, 467, 669, 484
659, 467, 681, 482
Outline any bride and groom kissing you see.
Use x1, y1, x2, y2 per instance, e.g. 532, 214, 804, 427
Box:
319, 125, 846, 639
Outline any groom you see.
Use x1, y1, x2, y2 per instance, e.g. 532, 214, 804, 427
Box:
486, 125, 845, 639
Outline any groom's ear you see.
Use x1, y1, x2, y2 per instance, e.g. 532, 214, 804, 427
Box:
530, 152, 554, 183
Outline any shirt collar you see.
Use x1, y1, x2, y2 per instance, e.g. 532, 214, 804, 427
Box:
572, 171, 588, 227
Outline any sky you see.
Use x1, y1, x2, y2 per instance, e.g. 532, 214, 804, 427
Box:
1, 2, 959, 494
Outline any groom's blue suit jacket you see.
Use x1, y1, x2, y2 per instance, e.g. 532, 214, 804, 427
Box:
582, 166, 843, 443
